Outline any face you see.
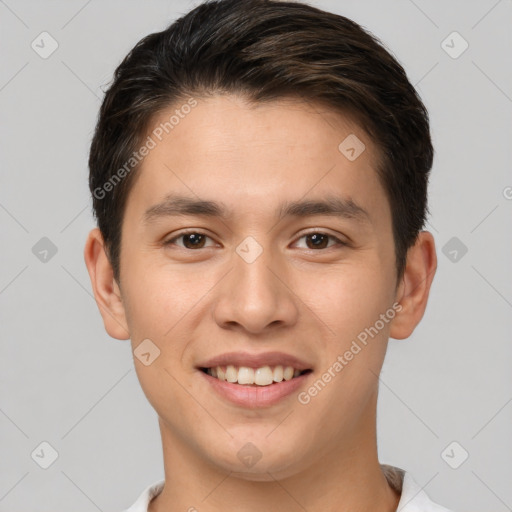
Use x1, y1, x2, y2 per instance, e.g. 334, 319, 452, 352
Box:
88, 94, 418, 480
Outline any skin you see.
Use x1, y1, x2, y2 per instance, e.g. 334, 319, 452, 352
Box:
84, 94, 436, 512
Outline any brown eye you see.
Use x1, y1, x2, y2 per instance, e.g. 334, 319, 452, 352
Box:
164, 231, 214, 249
305, 233, 329, 249
181, 233, 206, 249
295, 231, 345, 250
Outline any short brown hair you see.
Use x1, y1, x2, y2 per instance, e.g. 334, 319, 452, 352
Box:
88, 0, 434, 284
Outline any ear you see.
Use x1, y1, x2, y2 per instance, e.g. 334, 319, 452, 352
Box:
83, 228, 130, 340
389, 231, 437, 340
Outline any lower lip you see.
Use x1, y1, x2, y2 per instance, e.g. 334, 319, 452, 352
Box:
198, 369, 312, 408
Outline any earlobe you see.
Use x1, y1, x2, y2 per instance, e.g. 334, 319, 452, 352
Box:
389, 231, 437, 340
83, 228, 130, 340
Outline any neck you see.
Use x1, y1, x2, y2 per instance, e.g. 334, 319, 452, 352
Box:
149, 391, 400, 512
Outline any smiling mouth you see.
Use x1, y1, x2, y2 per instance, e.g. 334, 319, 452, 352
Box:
199, 365, 313, 386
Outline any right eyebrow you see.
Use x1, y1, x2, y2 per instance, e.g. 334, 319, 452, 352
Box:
143, 195, 230, 225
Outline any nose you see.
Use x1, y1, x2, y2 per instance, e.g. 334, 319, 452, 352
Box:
212, 244, 299, 334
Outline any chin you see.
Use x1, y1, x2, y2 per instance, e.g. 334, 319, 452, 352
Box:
203, 439, 307, 481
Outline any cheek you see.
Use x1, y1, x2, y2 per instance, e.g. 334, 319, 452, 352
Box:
302, 261, 392, 337
122, 251, 179, 310
121, 258, 214, 345
299, 265, 394, 415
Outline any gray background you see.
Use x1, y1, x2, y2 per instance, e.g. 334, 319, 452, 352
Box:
1, 0, 511, 510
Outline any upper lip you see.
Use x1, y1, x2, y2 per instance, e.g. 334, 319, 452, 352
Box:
196, 351, 313, 371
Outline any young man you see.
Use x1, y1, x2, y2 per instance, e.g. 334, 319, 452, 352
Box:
84, 0, 452, 510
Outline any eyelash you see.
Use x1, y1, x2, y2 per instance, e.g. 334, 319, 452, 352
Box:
163, 229, 347, 251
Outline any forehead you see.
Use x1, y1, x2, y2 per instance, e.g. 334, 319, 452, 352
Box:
147, 94, 374, 159
125, 94, 390, 228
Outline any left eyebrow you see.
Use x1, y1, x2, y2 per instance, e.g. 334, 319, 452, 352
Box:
279, 196, 370, 224
142, 193, 371, 225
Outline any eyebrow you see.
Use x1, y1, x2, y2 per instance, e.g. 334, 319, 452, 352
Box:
142, 193, 370, 225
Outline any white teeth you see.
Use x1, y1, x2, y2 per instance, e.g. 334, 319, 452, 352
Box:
273, 365, 284, 382
254, 366, 273, 386
283, 366, 294, 381
225, 365, 238, 383
207, 364, 306, 386
238, 367, 254, 385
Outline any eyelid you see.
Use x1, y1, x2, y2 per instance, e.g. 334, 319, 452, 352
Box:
164, 228, 348, 249
163, 229, 217, 248
292, 229, 347, 248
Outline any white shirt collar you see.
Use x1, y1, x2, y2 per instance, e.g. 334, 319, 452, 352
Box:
122, 465, 453, 512
381, 465, 453, 512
